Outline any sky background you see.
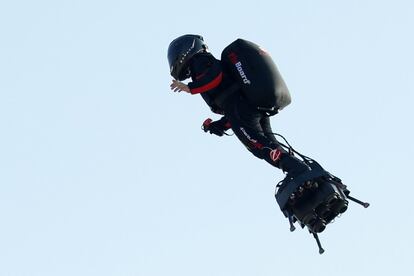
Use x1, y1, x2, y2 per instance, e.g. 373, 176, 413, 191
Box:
1, 0, 413, 275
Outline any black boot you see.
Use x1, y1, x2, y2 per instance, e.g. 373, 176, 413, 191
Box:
278, 154, 310, 179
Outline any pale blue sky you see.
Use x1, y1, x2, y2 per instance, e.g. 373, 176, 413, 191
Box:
0, 0, 413, 275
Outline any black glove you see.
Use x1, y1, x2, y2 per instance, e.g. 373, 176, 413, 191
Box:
202, 117, 231, 137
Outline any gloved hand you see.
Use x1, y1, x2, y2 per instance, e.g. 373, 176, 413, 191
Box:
202, 117, 231, 137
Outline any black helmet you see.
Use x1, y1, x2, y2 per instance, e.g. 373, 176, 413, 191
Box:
167, 34, 208, 80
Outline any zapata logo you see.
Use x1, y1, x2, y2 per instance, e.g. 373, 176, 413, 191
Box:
269, 149, 282, 162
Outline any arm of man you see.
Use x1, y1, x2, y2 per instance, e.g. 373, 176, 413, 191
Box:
187, 54, 223, 95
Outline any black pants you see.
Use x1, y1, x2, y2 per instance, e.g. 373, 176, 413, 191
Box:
224, 96, 308, 175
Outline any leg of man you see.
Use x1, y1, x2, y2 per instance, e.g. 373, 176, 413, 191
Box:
224, 97, 308, 176
259, 115, 278, 144
259, 115, 309, 176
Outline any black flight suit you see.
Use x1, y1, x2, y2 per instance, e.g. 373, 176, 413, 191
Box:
187, 52, 308, 176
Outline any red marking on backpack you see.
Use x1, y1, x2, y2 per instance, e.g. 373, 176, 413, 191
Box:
228, 52, 238, 64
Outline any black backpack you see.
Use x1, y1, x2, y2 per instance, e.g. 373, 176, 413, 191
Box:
221, 39, 291, 112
